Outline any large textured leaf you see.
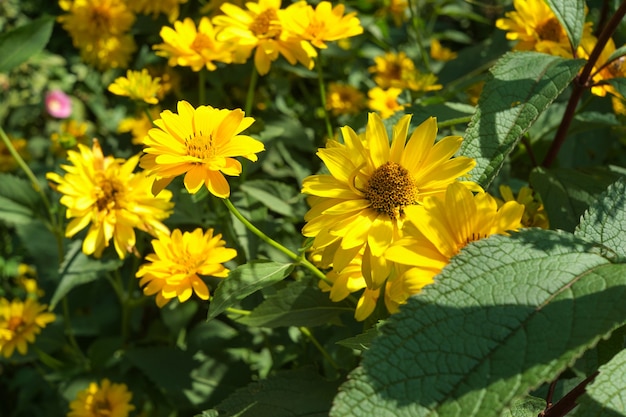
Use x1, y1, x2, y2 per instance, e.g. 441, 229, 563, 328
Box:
208, 261, 294, 320
530, 167, 622, 232
546, 0, 585, 50
237, 279, 353, 328
0, 174, 44, 225
202, 368, 341, 417
0, 16, 55, 72
576, 178, 626, 261
330, 230, 626, 417
460, 52, 584, 187
575, 349, 626, 416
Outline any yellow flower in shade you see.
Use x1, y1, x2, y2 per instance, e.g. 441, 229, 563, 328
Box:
281, 1, 363, 50
430, 39, 457, 62
46, 140, 173, 259
201, 0, 245, 16
385, 182, 524, 308
67, 379, 135, 417
613, 96, 626, 116
367, 87, 406, 119
378, 0, 408, 27
51, 120, 91, 155
495, 0, 593, 58
212, 0, 317, 75
0, 298, 55, 358
139, 100, 264, 198
0, 137, 29, 172
128, 0, 187, 22
579, 36, 626, 99
301, 113, 476, 290
369, 51, 415, 90
136, 228, 237, 307
153, 17, 234, 72
58, 0, 137, 70
497, 185, 549, 229
108, 69, 161, 105
326, 83, 365, 116
118, 107, 161, 145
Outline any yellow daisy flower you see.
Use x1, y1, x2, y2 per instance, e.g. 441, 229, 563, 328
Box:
369, 51, 415, 90
79, 34, 137, 71
378, 0, 408, 27
495, 0, 593, 58
281, 1, 363, 50
579, 36, 626, 98
51, 120, 91, 155
0, 137, 29, 172
301, 113, 476, 290
118, 107, 161, 145
46, 140, 173, 259
136, 228, 237, 307
128, 0, 187, 22
212, 0, 317, 75
430, 39, 458, 62
385, 182, 524, 308
0, 298, 55, 358
497, 185, 549, 229
67, 379, 135, 417
139, 100, 264, 198
367, 87, 406, 119
108, 69, 161, 105
326, 83, 365, 116
153, 17, 234, 72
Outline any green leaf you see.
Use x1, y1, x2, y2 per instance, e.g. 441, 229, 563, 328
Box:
240, 180, 301, 217
605, 78, 626, 98
50, 241, 123, 309
576, 178, 626, 261
237, 279, 353, 328
607, 46, 626, 65
0, 173, 44, 225
460, 52, 585, 187
530, 167, 623, 232
501, 396, 546, 417
545, 0, 585, 50
576, 349, 626, 416
330, 230, 626, 417
336, 324, 381, 352
0, 16, 55, 73
208, 261, 295, 320
203, 368, 341, 417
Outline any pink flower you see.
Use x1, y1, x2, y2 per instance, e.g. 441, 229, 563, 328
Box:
45, 90, 72, 118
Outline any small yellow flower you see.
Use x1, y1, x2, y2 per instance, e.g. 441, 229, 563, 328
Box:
67, 379, 135, 417
51, 120, 91, 155
367, 87, 406, 119
281, 1, 363, 50
369, 51, 416, 90
326, 83, 365, 116
430, 39, 457, 62
136, 228, 237, 307
140, 100, 264, 198
212, 0, 317, 75
0, 137, 29, 172
46, 140, 173, 259
378, 0, 408, 27
497, 185, 549, 229
579, 36, 626, 99
0, 298, 55, 358
118, 107, 161, 145
154, 17, 234, 72
128, 0, 188, 22
108, 69, 161, 105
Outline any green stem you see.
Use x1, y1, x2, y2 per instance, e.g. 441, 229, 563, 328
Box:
142, 106, 155, 125
407, 0, 432, 73
62, 297, 87, 362
299, 326, 340, 370
225, 307, 251, 316
316, 57, 334, 140
245, 65, 259, 116
198, 68, 206, 105
436, 115, 472, 129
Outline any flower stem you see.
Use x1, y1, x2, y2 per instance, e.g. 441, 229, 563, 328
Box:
299, 326, 340, 371
245, 65, 259, 116
225, 307, 251, 316
315, 57, 334, 140
407, 0, 432, 73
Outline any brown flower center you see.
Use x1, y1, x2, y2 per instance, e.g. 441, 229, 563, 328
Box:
95, 174, 124, 212
191, 33, 215, 53
607, 56, 626, 78
89, 6, 112, 31
536, 18, 562, 42
364, 162, 418, 219
186, 134, 216, 161
92, 399, 112, 417
7, 316, 24, 332
249, 9, 281, 38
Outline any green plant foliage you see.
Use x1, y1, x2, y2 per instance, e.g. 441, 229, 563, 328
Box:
546, 0, 586, 50
576, 349, 626, 416
461, 52, 585, 187
0, 173, 45, 225
0, 15, 54, 73
330, 230, 626, 417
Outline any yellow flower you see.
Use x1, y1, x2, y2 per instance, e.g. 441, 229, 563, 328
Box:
200, 0, 245, 16
613, 96, 626, 116
108, 69, 161, 105
0, 298, 55, 358
367, 87, 406, 119
51, 120, 91, 155
430, 39, 457, 61
128, 0, 187, 22
118, 107, 161, 145
497, 185, 549, 229
58, 0, 137, 70
369, 51, 416, 90
136, 228, 237, 307
385, 182, 524, 309
147, 65, 182, 100
579, 36, 626, 98
378, 0, 408, 27
46, 140, 173, 259
67, 379, 135, 417
301, 113, 476, 290
281, 1, 363, 50
139, 100, 264, 198
0, 137, 29, 172
153, 17, 234, 72
495, 0, 593, 58
326, 83, 365, 116
212, 0, 317, 75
